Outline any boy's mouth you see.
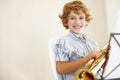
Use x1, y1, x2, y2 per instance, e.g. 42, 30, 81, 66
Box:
73, 25, 82, 29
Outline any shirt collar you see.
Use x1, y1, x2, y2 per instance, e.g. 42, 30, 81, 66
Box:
69, 31, 84, 38
68, 31, 87, 43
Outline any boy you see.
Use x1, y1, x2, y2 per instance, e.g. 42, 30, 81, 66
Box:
54, 0, 101, 80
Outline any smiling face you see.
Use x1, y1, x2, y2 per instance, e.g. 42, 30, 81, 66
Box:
67, 11, 86, 35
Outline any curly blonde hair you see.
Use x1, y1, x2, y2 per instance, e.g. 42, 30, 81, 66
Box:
59, 0, 92, 29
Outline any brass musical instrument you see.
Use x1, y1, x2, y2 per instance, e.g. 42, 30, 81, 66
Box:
75, 43, 110, 80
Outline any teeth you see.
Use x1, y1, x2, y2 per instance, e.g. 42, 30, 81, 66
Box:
74, 26, 80, 29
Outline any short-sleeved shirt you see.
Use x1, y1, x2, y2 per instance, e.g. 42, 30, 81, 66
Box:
54, 31, 99, 80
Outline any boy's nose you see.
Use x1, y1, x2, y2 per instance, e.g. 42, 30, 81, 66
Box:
75, 19, 79, 23
75, 19, 81, 24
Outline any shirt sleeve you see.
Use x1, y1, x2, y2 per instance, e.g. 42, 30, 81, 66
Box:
54, 37, 69, 62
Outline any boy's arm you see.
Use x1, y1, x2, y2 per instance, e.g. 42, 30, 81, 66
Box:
56, 51, 100, 74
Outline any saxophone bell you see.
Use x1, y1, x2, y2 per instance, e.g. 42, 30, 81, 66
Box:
75, 69, 96, 80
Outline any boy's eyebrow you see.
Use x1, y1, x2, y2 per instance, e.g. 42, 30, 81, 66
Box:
69, 15, 75, 17
69, 15, 85, 17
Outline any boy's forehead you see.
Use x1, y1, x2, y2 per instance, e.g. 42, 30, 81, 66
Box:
68, 11, 85, 16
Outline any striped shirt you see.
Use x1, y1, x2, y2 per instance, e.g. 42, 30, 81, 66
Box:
54, 31, 99, 80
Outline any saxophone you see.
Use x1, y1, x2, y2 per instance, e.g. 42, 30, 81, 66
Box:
75, 43, 110, 80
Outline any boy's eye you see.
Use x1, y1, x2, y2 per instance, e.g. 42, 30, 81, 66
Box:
70, 17, 75, 20
79, 17, 85, 19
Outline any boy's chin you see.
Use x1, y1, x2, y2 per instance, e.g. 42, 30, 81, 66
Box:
74, 32, 82, 35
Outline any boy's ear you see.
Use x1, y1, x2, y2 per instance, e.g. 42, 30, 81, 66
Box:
85, 21, 89, 27
64, 23, 69, 29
